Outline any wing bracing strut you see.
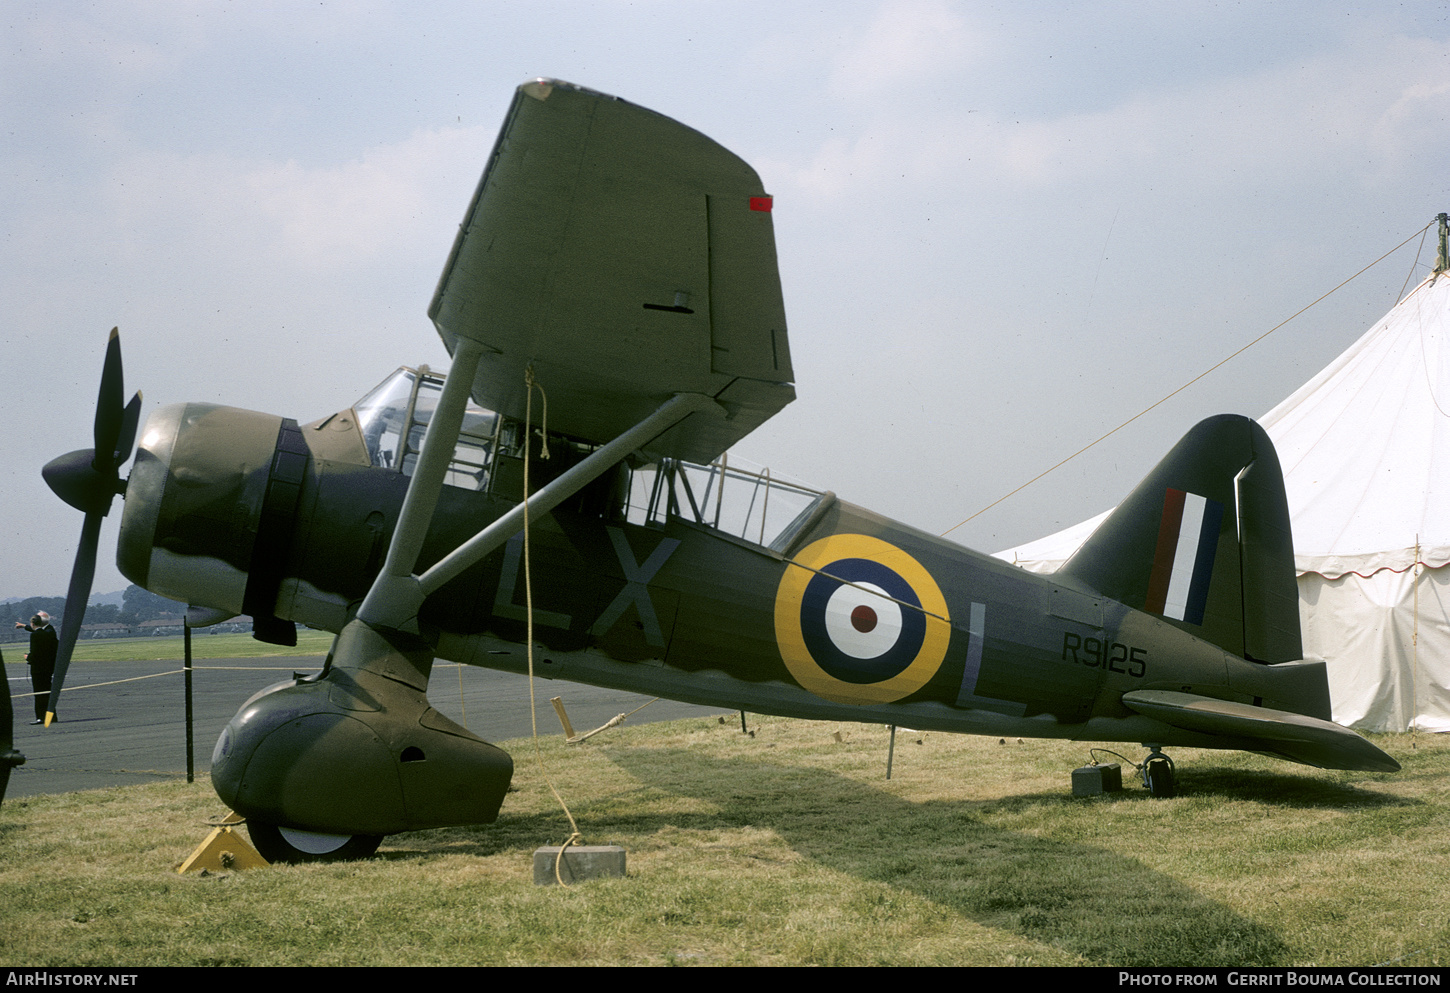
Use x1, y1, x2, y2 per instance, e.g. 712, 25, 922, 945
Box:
357, 338, 720, 633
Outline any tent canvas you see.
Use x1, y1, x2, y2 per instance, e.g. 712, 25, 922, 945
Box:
995, 269, 1450, 732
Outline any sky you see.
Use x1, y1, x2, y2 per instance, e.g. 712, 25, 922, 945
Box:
3, 1, 1449, 600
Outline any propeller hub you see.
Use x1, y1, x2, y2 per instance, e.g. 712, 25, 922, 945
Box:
42, 448, 119, 516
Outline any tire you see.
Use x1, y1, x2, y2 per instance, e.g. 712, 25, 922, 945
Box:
247, 820, 383, 863
1144, 756, 1176, 798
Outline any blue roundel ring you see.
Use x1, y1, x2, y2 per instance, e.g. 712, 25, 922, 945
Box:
775, 534, 952, 705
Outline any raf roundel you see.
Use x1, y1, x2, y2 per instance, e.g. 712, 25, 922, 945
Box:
775, 534, 952, 705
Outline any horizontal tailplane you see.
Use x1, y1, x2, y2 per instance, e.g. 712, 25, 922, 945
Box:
1122, 690, 1399, 772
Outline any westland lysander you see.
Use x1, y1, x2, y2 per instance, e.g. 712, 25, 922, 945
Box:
33, 79, 1396, 861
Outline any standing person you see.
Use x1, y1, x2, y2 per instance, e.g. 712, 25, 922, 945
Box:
15, 612, 58, 724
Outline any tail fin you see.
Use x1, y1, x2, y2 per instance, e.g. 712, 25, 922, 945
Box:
1058, 415, 1301, 663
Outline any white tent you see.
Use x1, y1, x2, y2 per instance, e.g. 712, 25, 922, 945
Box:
996, 265, 1450, 732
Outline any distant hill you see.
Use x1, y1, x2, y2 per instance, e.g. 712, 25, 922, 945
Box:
89, 589, 128, 608
1, 585, 181, 642
0, 589, 127, 607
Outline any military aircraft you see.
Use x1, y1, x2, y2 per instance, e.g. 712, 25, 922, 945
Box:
32, 79, 1398, 860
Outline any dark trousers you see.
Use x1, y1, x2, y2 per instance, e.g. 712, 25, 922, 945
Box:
31, 671, 51, 721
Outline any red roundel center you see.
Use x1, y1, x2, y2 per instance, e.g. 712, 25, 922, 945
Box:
851, 604, 878, 633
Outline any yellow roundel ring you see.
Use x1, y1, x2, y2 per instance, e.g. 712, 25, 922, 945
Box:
775, 533, 952, 705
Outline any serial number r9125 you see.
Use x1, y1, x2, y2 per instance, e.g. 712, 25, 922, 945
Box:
1062, 633, 1147, 677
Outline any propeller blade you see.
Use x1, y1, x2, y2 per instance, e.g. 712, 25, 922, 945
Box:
113, 391, 143, 469
40, 329, 142, 727
46, 511, 104, 726
92, 328, 124, 474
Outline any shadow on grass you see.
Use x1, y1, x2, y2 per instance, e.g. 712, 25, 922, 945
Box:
885, 765, 1408, 814
568, 746, 1288, 966
1172, 767, 1413, 809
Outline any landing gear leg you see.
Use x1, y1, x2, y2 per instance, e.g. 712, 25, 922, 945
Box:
1141, 746, 1176, 798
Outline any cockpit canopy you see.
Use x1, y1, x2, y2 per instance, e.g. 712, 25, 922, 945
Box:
354, 366, 502, 491
351, 366, 829, 552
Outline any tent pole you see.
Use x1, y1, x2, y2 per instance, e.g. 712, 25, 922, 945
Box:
1413, 536, 1421, 731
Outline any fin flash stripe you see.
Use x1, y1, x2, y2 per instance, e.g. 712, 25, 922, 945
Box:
1145, 488, 1223, 624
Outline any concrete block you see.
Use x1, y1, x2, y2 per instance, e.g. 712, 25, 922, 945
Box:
1072, 762, 1123, 796
533, 845, 627, 885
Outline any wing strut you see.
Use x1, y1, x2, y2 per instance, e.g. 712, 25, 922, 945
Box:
356, 339, 720, 633
414, 391, 716, 598
356, 338, 486, 632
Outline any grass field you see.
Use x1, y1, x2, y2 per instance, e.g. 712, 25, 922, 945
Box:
1, 712, 1444, 967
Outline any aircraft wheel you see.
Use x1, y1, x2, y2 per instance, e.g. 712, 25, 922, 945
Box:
247, 820, 383, 863
1144, 755, 1176, 798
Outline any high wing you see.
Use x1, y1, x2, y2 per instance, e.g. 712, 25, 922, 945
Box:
428, 78, 794, 463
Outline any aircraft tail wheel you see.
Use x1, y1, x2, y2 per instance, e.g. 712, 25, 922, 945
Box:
247, 821, 383, 863
1142, 751, 1176, 798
